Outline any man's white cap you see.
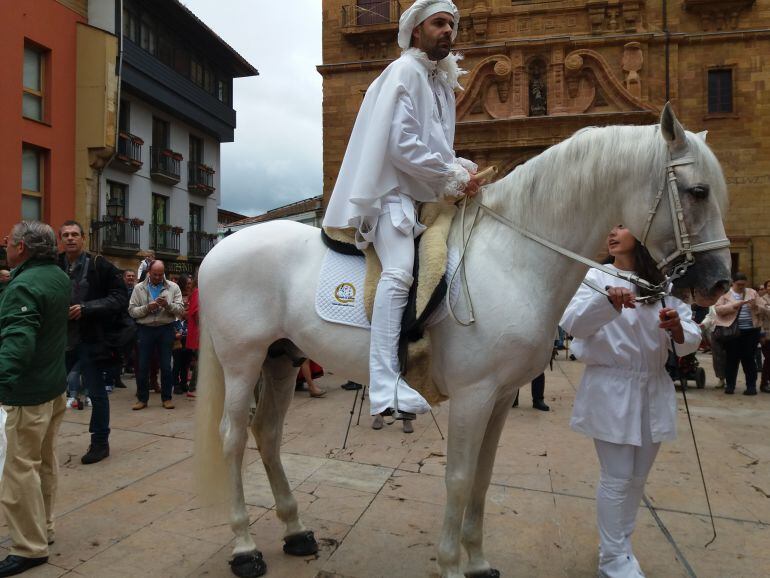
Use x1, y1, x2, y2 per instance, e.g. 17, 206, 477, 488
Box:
398, 0, 460, 51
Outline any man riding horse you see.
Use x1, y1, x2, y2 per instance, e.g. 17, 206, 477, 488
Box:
323, 0, 484, 421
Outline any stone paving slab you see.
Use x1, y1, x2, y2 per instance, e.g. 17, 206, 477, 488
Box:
0, 351, 768, 577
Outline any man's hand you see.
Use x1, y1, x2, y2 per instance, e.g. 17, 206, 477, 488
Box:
156, 296, 168, 309
147, 301, 160, 313
68, 304, 82, 320
659, 307, 685, 343
463, 173, 485, 198
607, 286, 636, 312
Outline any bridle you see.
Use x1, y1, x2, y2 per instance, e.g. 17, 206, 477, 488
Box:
447, 148, 731, 326
639, 151, 730, 284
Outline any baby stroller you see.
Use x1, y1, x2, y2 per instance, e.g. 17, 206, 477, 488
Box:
666, 351, 706, 390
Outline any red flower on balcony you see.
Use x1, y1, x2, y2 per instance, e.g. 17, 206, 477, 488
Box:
130, 218, 145, 227
171, 226, 184, 235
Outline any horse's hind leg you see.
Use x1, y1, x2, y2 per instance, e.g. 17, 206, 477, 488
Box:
438, 386, 497, 578
461, 390, 517, 577
253, 353, 318, 556
220, 359, 266, 576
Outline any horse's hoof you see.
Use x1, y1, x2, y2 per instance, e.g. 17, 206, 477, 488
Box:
229, 551, 266, 578
283, 530, 318, 556
465, 570, 500, 578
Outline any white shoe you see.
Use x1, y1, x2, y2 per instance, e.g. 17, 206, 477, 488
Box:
86, 397, 92, 407
66, 397, 78, 409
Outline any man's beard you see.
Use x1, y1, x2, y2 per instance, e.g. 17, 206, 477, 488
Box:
421, 33, 451, 61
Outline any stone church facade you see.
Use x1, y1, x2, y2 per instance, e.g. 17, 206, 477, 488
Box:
319, 0, 770, 283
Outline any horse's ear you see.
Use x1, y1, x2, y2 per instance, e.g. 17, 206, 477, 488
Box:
660, 102, 687, 151
696, 130, 708, 142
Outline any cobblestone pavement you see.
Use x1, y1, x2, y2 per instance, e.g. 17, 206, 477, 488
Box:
1, 352, 768, 577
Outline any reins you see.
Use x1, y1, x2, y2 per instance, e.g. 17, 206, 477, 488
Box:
446, 150, 730, 325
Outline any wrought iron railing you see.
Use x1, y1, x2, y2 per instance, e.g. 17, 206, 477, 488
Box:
150, 146, 182, 183
188, 162, 216, 194
188, 231, 216, 259
341, 1, 401, 27
116, 132, 143, 166
91, 216, 142, 253
150, 223, 181, 254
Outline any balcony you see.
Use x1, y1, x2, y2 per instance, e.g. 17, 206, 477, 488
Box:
341, 1, 401, 34
150, 223, 181, 256
150, 146, 182, 185
112, 132, 144, 173
188, 231, 217, 261
90, 216, 142, 255
188, 162, 216, 196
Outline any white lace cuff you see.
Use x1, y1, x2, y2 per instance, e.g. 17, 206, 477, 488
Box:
440, 163, 471, 200
456, 157, 478, 174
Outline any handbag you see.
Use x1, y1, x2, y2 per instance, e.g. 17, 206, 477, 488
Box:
713, 317, 740, 342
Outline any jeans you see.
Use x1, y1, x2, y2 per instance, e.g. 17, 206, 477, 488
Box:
136, 324, 175, 402
66, 360, 82, 398
66, 344, 110, 445
172, 348, 194, 391
724, 327, 761, 391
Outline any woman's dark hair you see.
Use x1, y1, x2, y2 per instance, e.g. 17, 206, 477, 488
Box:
604, 241, 665, 303
176, 274, 190, 293
733, 272, 747, 282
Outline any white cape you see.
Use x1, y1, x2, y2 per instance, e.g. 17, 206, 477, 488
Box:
323, 49, 474, 247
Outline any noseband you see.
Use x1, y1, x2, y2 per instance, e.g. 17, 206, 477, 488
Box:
640, 152, 730, 284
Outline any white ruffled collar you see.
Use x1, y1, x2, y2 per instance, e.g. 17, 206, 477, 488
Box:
402, 47, 466, 90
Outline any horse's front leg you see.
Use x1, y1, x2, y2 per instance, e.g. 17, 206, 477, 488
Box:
462, 388, 517, 577
255, 356, 318, 556
438, 385, 497, 578
221, 366, 267, 577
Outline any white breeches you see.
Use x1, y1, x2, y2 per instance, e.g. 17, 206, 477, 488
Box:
368, 209, 430, 416
593, 388, 660, 578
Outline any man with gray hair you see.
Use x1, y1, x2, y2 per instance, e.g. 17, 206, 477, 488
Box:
0, 221, 69, 576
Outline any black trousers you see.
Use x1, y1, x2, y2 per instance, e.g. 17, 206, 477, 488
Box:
724, 328, 760, 391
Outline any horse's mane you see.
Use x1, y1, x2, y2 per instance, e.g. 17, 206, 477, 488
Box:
483, 124, 727, 231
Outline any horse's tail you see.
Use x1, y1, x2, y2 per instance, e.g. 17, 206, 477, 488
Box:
193, 322, 230, 506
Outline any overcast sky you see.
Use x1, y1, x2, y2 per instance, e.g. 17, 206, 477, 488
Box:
181, 0, 323, 217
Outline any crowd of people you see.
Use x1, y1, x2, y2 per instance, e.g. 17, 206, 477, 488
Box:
0, 220, 207, 575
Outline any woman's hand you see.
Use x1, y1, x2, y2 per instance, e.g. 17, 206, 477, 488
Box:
606, 286, 636, 312
659, 308, 685, 343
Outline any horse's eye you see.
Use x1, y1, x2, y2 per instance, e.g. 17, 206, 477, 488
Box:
688, 184, 710, 199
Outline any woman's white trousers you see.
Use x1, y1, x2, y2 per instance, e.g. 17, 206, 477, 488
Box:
593, 387, 660, 577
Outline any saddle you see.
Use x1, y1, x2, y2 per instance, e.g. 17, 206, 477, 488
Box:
322, 202, 457, 405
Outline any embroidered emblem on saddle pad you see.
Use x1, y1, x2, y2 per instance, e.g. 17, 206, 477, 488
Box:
316, 202, 459, 405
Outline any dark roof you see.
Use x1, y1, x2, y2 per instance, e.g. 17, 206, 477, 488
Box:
144, 0, 259, 78
229, 196, 323, 227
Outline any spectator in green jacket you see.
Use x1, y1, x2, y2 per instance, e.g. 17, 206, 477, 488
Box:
0, 221, 69, 577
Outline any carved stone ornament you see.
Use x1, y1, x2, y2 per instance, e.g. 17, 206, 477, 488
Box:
684, 0, 755, 31
621, 42, 644, 99
456, 54, 513, 120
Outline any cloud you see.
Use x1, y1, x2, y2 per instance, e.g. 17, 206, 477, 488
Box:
181, 0, 323, 216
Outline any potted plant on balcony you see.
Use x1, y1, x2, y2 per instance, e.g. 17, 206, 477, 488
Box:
172, 152, 184, 162
171, 226, 184, 235
130, 218, 145, 228
158, 223, 172, 232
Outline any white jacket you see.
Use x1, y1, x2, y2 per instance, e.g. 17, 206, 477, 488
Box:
323, 48, 476, 248
560, 267, 701, 445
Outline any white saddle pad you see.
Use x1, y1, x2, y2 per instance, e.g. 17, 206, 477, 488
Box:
315, 248, 460, 330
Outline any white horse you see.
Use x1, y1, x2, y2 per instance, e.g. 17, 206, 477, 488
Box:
194, 105, 732, 578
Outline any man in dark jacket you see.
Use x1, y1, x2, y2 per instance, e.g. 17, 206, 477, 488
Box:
0, 221, 69, 576
58, 220, 127, 464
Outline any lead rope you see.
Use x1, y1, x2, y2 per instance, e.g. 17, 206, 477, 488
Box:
662, 298, 717, 548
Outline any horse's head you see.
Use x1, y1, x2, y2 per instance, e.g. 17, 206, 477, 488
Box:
632, 104, 731, 306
